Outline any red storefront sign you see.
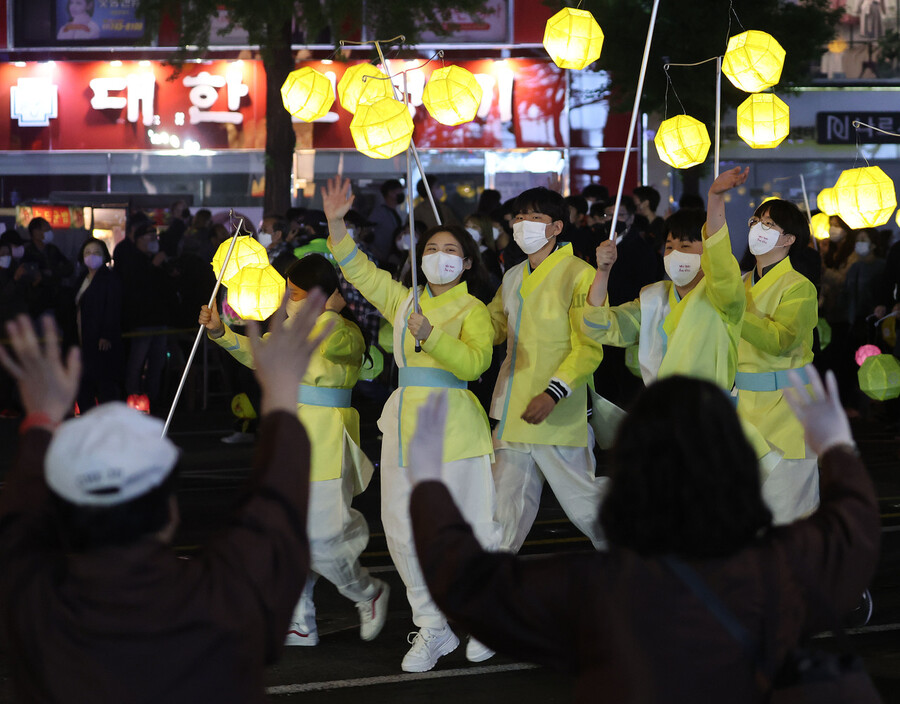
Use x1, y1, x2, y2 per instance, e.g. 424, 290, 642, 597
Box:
1, 58, 569, 152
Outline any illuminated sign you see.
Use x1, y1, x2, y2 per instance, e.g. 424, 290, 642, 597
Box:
10, 76, 59, 126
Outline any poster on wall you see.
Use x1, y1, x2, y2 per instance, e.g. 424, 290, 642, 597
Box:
56, 0, 144, 41
418, 0, 509, 43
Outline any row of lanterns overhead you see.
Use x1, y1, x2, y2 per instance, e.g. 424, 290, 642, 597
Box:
812, 165, 899, 231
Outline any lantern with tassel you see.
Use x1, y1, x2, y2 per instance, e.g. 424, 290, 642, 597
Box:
833, 166, 898, 229
212, 236, 269, 285
350, 97, 414, 159
543, 7, 604, 71
337, 64, 392, 115
280, 67, 334, 122
736, 93, 789, 149
423, 65, 483, 126
654, 115, 711, 169
817, 187, 839, 216
858, 353, 900, 401
225, 265, 286, 321
722, 30, 786, 93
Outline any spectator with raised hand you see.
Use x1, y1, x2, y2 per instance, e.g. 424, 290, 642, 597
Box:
0, 295, 328, 704
408, 367, 880, 703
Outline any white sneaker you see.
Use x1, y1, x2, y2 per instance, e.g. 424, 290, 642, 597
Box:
401, 626, 459, 673
285, 579, 317, 646
221, 431, 254, 444
465, 636, 495, 663
356, 579, 390, 641
284, 623, 319, 646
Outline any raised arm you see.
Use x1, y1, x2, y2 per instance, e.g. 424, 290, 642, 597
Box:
706, 166, 748, 238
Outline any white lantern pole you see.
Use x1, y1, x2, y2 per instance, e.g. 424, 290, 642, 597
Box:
162, 215, 244, 437
403, 70, 423, 352
714, 56, 722, 179
608, 0, 662, 241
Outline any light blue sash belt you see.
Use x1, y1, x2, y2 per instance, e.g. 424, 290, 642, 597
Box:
734, 367, 810, 393
398, 367, 467, 389
297, 385, 352, 408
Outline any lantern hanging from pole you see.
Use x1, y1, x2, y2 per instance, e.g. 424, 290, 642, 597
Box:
211, 236, 269, 284
542, 7, 605, 71
722, 30, 786, 93
337, 63, 393, 115
736, 93, 789, 149
833, 166, 898, 229
810, 212, 830, 240
858, 353, 900, 401
653, 115, 711, 169
817, 187, 839, 216
225, 265, 286, 321
422, 65, 483, 126
280, 67, 335, 122
350, 97, 414, 159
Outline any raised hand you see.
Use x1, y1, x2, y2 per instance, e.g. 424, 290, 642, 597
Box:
407, 391, 448, 486
322, 175, 355, 223
246, 289, 333, 416
709, 166, 749, 195
595, 239, 617, 273
0, 315, 81, 424
783, 365, 854, 456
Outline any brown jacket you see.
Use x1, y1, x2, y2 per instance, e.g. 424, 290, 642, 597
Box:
412, 447, 880, 703
0, 411, 311, 704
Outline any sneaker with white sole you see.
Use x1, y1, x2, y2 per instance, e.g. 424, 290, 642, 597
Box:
401, 626, 459, 673
285, 579, 318, 646
465, 636, 495, 663
356, 579, 390, 641
221, 431, 254, 444
284, 623, 319, 646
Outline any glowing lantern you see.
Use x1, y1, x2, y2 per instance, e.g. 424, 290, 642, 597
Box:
817, 318, 832, 351
225, 265, 286, 321
817, 187, 839, 216
858, 353, 900, 401
422, 65, 483, 126
896, 208, 900, 227
833, 166, 898, 230
654, 115, 711, 169
855, 344, 882, 366
543, 7, 604, 71
722, 30, 786, 93
350, 97, 414, 159
827, 38, 848, 54
231, 392, 257, 420
280, 67, 334, 122
736, 93, 789, 149
212, 236, 269, 284
810, 212, 830, 240
126, 394, 150, 414
337, 63, 392, 115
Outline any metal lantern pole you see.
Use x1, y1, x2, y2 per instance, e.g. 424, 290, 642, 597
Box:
162, 215, 244, 437
714, 56, 722, 179
404, 71, 422, 354
608, 0, 662, 241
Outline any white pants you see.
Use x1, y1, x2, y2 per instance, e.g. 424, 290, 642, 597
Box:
492, 427, 608, 553
760, 455, 820, 526
381, 436, 500, 629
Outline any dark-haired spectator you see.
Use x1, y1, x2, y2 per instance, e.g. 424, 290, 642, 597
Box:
21, 216, 74, 318
463, 212, 502, 286
633, 185, 666, 253
491, 201, 525, 271
476, 188, 502, 216
581, 183, 609, 206
0, 296, 324, 704
368, 179, 405, 263
258, 214, 292, 274
603, 198, 663, 305
160, 199, 190, 257
414, 178, 459, 231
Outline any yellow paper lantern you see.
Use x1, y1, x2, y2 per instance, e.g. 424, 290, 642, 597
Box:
736, 93, 789, 149
280, 67, 334, 122
350, 97, 414, 159
654, 115, 711, 169
722, 30, 786, 93
337, 63, 393, 115
817, 187, 839, 216
225, 264, 286, 321
833, 166, 898, 230
211, 236, 269, 284
858, 353, 900, 401
422, 65, 483, 126
895, 207, 900, 227
543, 7, 604, 71
810, 212, 830, 240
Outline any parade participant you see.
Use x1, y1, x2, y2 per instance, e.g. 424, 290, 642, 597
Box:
0, 297, 327, 704
200, 254, 389, 647
323, 175, 499, 673
407, 366, 880, 704
729, 194, 820, 523
488, 187, 606, 554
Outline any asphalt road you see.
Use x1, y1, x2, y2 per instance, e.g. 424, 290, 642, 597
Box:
1, 387, 899, 702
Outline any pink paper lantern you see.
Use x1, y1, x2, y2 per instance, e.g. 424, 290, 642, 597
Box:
855, 344, 881, 367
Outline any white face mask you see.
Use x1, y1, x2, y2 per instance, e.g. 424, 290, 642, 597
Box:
421, 251, 465, 285
664, 249, 702, 287
83, 254, 104, 270
257, 232, 273, 248
42, 229, 54, 244
145, 239, 160, 254
11, 245, 24, 259
855, 241, 872, 257
0, 256, 10, 269
465, 227, 482, 244
748, 222, 781, 256
285, 297, 304, 318
512, 220, 551, 254
492, 226, 502, 241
